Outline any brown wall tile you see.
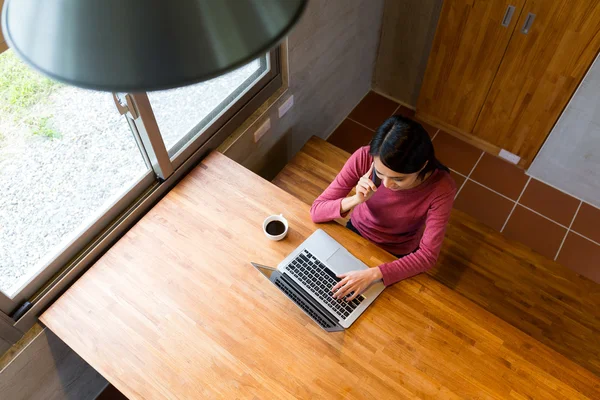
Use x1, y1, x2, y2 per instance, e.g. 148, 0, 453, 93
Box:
433, 132, 483, 175
503, 206, 567, 260
393, 106, 436, 136
349, 91, 399, 130
557, 233, 600, 284
449, 170, 466, 188
470, 154, 529, 200
571, 203, 600, 244
327, 119, 374, 154
454, 181, 514, 231
418, 120, 438, 137
519, 179, 580, 226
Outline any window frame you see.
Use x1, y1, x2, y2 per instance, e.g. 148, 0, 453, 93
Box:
0, 46, 283, 342
0, 0, 6, 53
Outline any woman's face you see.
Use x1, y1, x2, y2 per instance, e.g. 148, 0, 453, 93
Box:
373, 157, 424, 191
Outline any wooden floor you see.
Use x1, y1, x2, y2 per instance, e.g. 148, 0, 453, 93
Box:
273, 136, 600, 377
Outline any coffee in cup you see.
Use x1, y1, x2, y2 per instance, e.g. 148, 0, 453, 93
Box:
263, 214, 289, 241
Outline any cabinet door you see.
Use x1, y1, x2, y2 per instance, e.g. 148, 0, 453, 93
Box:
417, 0, 525, 133
474, 0, 600, 165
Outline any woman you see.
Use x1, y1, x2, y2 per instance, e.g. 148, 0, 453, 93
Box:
310, 116, 456, 301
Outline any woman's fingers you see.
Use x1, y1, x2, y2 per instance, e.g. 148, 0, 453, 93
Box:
359, 176, 377, 192
367, 179, 378, 192
332, 279, 364, 301
363, 162, 374, 178
346, 287, 362, 301
332, 280, 349, 298
356, 185, 370, 200
356, 164, 377, 203
331, 277, 348, 293
333, 285, 351, 299
358, 178, 377, 193
356, 182, 370, 195
332, 270, 374, 301
333, 280, 355, 299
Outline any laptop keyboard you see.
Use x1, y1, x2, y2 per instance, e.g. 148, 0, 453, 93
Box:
273, 275, 338, 330
286, 249, 365, 320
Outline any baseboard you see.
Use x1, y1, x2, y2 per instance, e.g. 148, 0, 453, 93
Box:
370, 88, 415, 111
416, 112, 504, 157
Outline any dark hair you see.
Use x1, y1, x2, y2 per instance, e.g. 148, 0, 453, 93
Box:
369, 115, 449, 180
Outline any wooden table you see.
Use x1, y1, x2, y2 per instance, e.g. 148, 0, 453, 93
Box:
41, 152, 600, 399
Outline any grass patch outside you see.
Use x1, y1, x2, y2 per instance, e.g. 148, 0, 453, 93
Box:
27, 116, 62, 139
0, 49, 63, 139
0, 50, 62, 114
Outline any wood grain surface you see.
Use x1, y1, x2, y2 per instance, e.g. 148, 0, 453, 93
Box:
42, 151, 600, 399
274, 136, 600, 378
473, 0, 600, 165
417, 0, 525, 133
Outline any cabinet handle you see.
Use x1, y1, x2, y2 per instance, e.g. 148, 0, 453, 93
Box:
501, 5, 516, 27
520, 12, 536, 34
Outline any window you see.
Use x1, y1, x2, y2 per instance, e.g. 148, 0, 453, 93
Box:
149, 57, 268, 158
0, 50, 151, 297
0, 46, 281, 337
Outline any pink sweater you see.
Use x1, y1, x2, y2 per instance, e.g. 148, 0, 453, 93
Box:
310, 146, 456, 286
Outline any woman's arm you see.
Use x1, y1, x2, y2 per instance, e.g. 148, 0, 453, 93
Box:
310, 147, 370, 223
331, 190, 455, 301
377, 189, 455, 286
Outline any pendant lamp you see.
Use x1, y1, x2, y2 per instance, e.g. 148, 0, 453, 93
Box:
1, 0, 307, 91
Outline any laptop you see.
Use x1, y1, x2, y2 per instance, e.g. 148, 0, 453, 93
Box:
252, 229, 385, 332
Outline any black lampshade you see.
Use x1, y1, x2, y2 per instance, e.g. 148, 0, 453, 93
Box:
1, 0, 307, 92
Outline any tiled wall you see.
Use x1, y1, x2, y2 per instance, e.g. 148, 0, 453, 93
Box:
328, 92, 600, 284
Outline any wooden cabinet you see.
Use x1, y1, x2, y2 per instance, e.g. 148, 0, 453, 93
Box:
417, 0, 600, 167
474, 0, 600, 163
417, 0, 525, 133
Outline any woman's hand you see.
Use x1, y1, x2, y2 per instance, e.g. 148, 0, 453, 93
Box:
340, 163, 378, 215
332, 267, 383, 301
355, 163, 377, 204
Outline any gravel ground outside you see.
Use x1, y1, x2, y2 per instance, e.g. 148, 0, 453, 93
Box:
0, 53, 261, 296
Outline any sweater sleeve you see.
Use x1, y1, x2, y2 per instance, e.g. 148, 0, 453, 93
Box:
310, 147, 369, 223
378, 187, 455, 286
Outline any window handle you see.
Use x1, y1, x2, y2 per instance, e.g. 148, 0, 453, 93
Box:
501, 5, 516, 27
520, 12, 536, 34
112, 93, 139, 119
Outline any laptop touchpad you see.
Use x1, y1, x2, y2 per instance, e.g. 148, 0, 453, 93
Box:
327, 248, 360, 274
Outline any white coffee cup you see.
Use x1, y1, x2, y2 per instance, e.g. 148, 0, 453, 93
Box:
263, 214, 289, 241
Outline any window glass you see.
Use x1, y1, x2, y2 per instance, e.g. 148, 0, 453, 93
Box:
148, 56, 268, 156
0, 49, 149, 296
